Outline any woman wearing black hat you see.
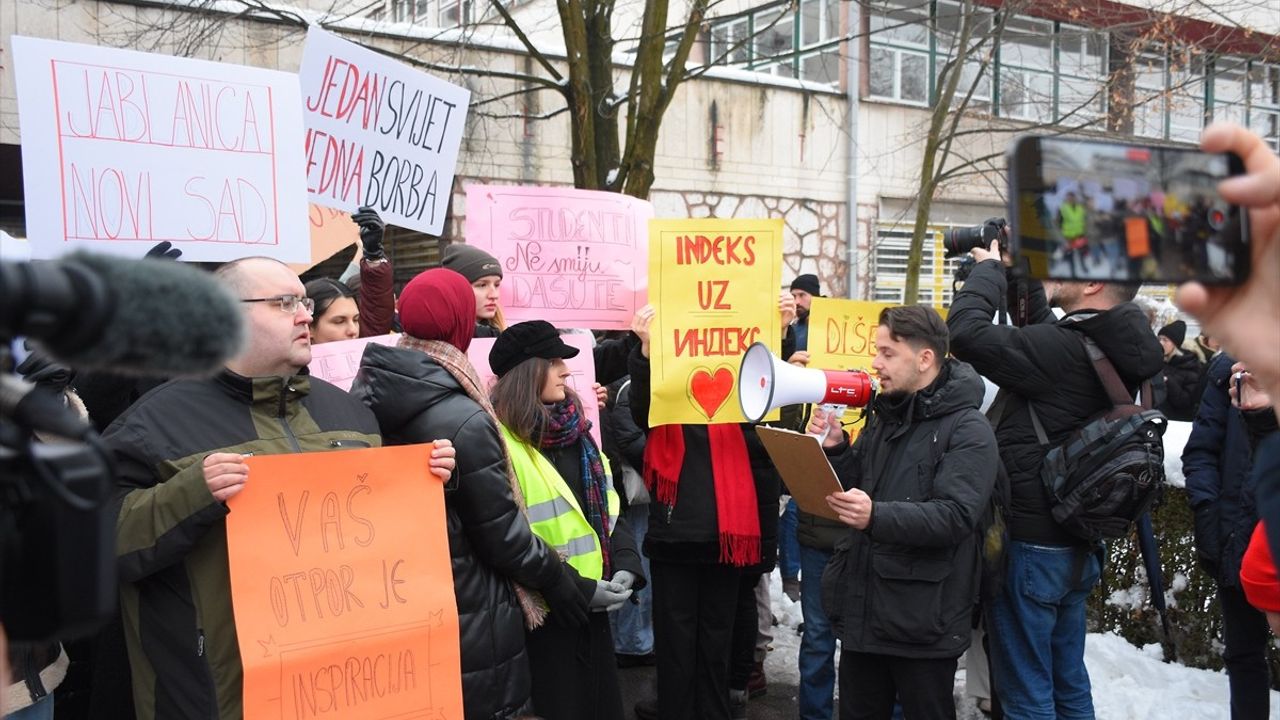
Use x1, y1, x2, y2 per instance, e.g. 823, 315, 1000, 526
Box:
442, 243, 507, 338
352, 270, 589, 720
488, 320, 647, 719
1157, 319, 1204, 421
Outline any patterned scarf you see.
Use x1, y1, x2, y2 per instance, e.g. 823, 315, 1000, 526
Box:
397, 333, 548, 629
538, 397, 612, 578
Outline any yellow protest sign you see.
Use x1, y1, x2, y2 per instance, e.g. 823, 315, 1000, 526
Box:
648, 218, 784, 425
807, 298, 889, 373
808, 298, 949, 372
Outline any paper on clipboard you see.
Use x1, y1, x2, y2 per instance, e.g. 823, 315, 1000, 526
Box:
756, 426, 845, 522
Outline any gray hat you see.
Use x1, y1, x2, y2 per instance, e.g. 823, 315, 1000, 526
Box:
442, 244, 503, 282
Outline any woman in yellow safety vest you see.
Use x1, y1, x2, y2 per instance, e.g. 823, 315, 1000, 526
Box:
489, 320, 647, 720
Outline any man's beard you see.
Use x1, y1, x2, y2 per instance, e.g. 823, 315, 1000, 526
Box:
796, 306, 809, 320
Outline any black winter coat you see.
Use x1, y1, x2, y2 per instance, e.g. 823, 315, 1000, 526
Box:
1183, 353, 1274, 587
628, 348, 781, 572
353, 344, 575, 720
948, 260, 1165, 545
1159, 350, 1204, 422
820, 361, 998, 659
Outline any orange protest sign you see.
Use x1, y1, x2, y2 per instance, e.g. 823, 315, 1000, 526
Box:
227, 445, 462, 720
288, 203, 360, 274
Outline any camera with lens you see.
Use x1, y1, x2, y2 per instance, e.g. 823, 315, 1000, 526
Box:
944, 217, 1009, 259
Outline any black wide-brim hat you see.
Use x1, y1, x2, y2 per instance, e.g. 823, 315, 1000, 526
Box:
490, 320, 580, 378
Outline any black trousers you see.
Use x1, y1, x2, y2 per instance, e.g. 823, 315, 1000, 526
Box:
839, 649, 958, 720
1220, 584, 1272, 720
729, 571, 764, 690
651, 560, 742, 720
526, 611, 623, 720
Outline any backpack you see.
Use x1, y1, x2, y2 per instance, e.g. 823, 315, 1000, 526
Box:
1028, 336, 1167, 543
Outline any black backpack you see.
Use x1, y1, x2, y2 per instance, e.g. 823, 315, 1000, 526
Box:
1028, 336, 1167, 543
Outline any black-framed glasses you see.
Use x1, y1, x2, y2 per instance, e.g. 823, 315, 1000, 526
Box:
240, 294, 315, 314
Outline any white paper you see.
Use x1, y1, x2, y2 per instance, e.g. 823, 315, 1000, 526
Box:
12, 36, 310, 262
299, 27, 470, 236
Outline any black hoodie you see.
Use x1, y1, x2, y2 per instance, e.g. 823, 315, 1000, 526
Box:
948, 260, 1165, 545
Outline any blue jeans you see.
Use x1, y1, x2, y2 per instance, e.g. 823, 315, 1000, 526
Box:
799, 545, 836, 720
987, 541, 1101, 720
778, 498, 800, 580
610, 505, 654, 655
8, 694, 55, 720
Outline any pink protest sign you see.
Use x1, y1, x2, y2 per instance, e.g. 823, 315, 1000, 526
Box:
308, 335, 399, 392
465, 185, 652, 330
466, 334, 602, 447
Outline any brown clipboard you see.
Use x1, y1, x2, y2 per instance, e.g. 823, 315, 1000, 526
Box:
756, 426, 843, 522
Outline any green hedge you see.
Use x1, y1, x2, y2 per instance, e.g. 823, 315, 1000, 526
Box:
1086, 486, 1280, 685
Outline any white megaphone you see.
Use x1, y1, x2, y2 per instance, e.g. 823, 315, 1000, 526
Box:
738, 342, 877, 425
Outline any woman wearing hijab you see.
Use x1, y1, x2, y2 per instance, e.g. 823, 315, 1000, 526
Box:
352, 269, 589, 720
488, 321, 647, 719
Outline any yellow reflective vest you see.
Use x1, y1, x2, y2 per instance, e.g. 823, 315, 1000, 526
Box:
1060, 202, 1086, 239
500, 424, 619, 581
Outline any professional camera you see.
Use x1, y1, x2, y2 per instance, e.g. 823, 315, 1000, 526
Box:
2, 258, 117, 642
943, 217, 1009, 259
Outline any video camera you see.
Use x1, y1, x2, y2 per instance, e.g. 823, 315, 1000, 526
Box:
1, 258, 117, 642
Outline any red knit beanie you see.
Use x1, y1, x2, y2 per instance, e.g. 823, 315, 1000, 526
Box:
1240, 522, 1280, 612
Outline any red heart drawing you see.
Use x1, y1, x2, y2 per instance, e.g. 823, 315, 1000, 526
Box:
688, 365, 735, 420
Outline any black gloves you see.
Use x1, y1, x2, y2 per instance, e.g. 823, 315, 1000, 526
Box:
144, 241, 183, 261
540, 570, 589, 628
16, 343, 75, 391
352, 206, 386, 261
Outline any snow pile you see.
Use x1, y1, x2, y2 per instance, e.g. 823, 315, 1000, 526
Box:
1164, 420, 1193, 488
764, 567, 1280, 719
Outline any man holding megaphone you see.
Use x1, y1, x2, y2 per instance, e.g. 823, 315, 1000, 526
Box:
808, 305, 997, 720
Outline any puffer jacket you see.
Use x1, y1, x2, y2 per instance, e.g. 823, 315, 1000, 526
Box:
105, 371, 381, 720
819, 360, 998, 659
948, 260, 1164, 545
1159, 349, 1204, 422
352, 343, 576, 720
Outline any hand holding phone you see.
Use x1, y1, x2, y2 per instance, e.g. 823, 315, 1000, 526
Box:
1231, 364, 1272, 411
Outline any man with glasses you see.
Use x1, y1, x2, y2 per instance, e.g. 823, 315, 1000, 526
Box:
102, 257, 455, 720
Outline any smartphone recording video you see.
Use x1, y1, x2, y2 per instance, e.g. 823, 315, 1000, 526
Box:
1008, 136, 1248, 284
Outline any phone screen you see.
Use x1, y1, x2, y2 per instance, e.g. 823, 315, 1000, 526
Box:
1009, 136, 1248, 284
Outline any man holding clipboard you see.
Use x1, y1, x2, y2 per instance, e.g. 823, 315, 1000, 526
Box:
804, 305, 997, 720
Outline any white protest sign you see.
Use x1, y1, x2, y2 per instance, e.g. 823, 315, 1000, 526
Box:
299, 27, 470, 236
12, 36, 310, 262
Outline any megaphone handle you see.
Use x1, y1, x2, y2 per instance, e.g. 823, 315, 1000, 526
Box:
808, 404, 848, 438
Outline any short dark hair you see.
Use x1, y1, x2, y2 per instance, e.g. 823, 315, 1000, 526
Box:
1104, 283, 1140, 304
878, 305, 949, 359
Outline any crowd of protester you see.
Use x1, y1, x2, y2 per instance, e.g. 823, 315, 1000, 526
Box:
3, 123, 1280, 720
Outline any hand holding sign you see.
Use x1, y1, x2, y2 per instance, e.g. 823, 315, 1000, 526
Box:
428, 439, 455, 482
203, 452, 249, 502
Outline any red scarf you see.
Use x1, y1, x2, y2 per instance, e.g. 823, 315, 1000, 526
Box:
643, 424, 760, 567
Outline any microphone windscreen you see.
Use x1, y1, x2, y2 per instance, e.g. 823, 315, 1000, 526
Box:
43, 252, 244, 377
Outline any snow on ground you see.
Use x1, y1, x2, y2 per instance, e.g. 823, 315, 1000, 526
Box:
1164, 419, 1193, 487
762, 569, 1280, 719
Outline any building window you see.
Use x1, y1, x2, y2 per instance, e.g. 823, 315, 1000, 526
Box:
869, 0, 931, 104
1057, 24, 1108, 123
1168, 52, 1206, 143
706, 0, 842, 86
1132, 52, 1167, 138
934, 1, 994, 112
870, 227, 962, 306
1250, 64, 1280, 152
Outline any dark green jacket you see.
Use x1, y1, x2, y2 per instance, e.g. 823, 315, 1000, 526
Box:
105, 370, 381, 720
